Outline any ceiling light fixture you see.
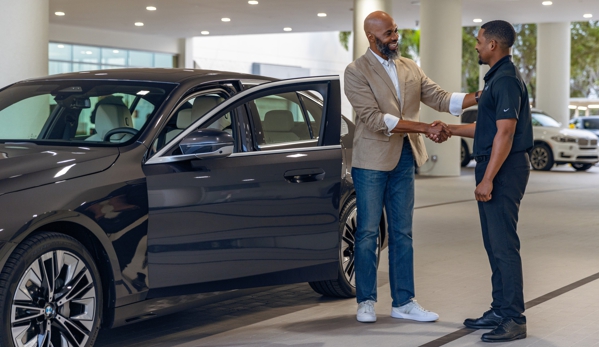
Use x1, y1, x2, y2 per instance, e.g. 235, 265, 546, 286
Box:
588, 105, 599, 109
201, 31, 210, 35
135, 22, 144, 26
221, 17, 231, 22
113, 50, 119, 53
318, 13, 327, 17
568, 105, 578, 109
55, 11, 65, 16
146, 6, 157, 11
473, 18, 483, 23
542, 1, 552, 5
248, 0, 259, 4
57, 44, 65, 49
284, 27, 293, 32
583, 13, 593, 18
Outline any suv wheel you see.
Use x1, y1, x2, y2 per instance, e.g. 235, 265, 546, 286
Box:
530, 143, 554, 171
0, 233, 102, 347
309, 197, 381, 298
571, 163, 594, 171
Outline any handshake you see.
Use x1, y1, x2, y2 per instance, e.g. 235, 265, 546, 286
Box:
425, 121, 452, 143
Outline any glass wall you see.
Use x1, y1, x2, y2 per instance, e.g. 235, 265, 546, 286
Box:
49, 43, 176, 75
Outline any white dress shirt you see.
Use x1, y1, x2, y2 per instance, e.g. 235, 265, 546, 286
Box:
369, 49, 466, 136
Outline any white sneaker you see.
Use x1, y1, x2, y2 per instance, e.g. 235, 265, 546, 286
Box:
357, 300, 377, 323
391, 300, 439, 322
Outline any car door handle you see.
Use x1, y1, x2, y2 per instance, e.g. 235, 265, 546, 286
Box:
284, 168, 325, 183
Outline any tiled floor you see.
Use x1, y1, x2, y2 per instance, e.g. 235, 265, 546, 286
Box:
95, 164, 599, 347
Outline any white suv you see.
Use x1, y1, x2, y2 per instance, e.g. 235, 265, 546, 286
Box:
460, 107, 599, 171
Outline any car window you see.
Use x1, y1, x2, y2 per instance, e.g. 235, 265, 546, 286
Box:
0, 81, 175, 145
152, 91, 231, 153
298, 92, 323, 139
583, 118, 599, 129
532, 113, 560, 127
251, 92, 312, 147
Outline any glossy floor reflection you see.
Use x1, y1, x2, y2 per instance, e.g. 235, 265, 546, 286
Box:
96, 163, 599, 347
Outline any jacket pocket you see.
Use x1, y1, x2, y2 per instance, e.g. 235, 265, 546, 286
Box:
363, 132, 391, 142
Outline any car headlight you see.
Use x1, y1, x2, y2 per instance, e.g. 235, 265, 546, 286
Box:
551, 135, 577, 143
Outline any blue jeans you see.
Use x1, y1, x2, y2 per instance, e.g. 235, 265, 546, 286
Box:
352, 140, 415, 307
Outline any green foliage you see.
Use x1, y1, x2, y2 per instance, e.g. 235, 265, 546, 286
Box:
512, 24, 537, 104
571, 21, 599, 98
398, 29, 420, 61
339, 31, 351, 51
462, 27, 479, 93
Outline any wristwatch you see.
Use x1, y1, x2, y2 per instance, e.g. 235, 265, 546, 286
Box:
475, 90, 481, 103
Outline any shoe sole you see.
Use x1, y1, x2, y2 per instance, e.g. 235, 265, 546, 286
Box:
481, 333, 526, 343
357, 317, 376, 323
391, 311, 438, 322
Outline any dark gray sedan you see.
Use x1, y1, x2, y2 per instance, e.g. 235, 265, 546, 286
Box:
0, 69, 385, 347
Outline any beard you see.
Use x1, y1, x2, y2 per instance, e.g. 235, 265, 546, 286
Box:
375, 37, 399, 60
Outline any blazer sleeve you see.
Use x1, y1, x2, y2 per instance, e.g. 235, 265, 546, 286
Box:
417, 65, 452, 113
344, 64, 389, 134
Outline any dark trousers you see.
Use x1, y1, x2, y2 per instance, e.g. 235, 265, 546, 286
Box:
475, 151, 530, 322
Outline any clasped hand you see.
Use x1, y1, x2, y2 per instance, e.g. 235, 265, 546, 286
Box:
426, 121, 451, 143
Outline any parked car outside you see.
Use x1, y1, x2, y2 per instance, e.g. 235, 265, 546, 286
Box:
570, 115, 599, 137
460, 107, 599, 171
0, 69, 386, 347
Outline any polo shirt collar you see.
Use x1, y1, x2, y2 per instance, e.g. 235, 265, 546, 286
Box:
484, 55, 512, 82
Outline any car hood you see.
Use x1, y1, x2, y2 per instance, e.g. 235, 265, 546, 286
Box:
0, 143, 119, 195
535, 127, 598, 139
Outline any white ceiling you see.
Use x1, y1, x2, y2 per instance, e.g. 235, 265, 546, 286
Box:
49, 0, 599, 38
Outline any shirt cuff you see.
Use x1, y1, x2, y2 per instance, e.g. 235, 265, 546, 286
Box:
383, 114, 400, 136
449, 93, 467, 116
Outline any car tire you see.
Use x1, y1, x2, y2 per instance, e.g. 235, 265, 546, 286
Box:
309, 197, 381, 298
0, 232, 102, 347
530, 143, 554, 171
571, 163, 594, 171
460, 140, 471, 167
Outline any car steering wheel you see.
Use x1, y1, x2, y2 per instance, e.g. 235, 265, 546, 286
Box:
103, 127, 138, 142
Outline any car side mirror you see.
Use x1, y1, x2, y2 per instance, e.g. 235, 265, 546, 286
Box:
179, 129, 234, 159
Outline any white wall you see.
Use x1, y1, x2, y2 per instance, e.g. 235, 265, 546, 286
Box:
193, 31, 354, 118
49, 23, 180, 54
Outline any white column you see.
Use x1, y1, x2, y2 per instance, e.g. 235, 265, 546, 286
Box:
537, 22, 571, 125
352, 0, 392, 61
0, 0, 48, 88
178, 37, 195, 69
479, 64, 490, 90
418, 0, 462, 176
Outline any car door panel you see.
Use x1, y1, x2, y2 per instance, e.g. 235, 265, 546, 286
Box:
144, 77, 342, 294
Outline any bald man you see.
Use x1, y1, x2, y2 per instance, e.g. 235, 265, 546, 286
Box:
344, 11, 479, 323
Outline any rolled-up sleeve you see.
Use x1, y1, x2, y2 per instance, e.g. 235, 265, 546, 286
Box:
449, 93, 466, 116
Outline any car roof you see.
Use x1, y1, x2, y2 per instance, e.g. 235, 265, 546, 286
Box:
14, 68, 276, 85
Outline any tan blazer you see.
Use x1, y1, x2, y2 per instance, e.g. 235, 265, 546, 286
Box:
344, 49, 453, 170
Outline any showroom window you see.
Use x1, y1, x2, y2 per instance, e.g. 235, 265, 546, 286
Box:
49, 43, 176, 75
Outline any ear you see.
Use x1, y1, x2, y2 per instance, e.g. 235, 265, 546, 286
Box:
367, 32, 375, 44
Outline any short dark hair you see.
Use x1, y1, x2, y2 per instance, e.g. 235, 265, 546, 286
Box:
481, 20, 516, 48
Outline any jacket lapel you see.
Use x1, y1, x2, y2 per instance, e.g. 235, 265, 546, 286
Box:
394, 58, 407, 114
365, 50, 401, 107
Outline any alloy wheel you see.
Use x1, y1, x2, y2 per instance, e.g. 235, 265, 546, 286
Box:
531, 146, 549, 170
11, 250, 97, 347
340, 208, 380, 287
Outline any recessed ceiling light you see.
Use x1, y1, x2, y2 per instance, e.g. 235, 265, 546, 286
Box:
146, 6, 157, 11
578, 106, 588, 110
284, 27, 293, 32
57, 44, 65, 49
588, 105, 599, 109
135, 22, 144, 26
473, 18, 483, 23
583, 13, 593, 18
248, 0, 259, 4
221, 17, 231, 22
55, 11, 65, 16
318, 13, 327, 17
542, 1, 552, 5
113, 50, 119, 53
568, 105, 578, 109
201, 31, 210, 35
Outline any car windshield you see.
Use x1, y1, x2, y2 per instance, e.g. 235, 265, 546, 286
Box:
532, 113, 561, 127
0, 81, 176, 145
581, 118, 599, 129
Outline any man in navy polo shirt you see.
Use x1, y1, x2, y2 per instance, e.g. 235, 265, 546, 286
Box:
445, 20, 533, 342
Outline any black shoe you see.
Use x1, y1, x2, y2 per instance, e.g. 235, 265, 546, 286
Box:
481, 318, 527, 343
463, 309, 503, 329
